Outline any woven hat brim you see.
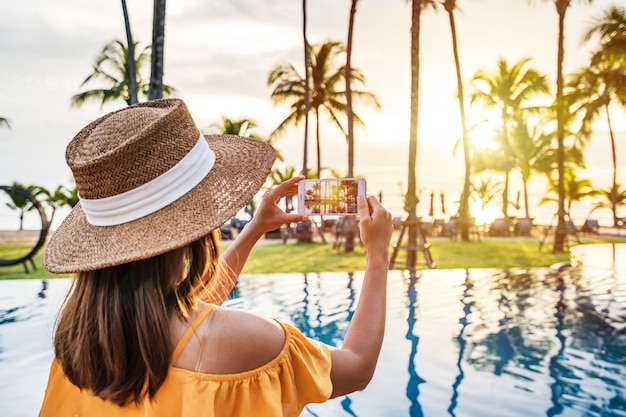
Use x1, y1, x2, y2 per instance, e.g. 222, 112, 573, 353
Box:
44, 135, 275, 273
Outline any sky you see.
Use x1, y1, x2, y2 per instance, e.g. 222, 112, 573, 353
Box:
0, 0, 625, 225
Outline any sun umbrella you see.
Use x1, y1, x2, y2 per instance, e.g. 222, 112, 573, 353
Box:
429, 191, 435, 217
440, 192, 446, 215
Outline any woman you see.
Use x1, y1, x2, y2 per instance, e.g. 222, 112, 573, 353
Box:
39, 98, 392, 416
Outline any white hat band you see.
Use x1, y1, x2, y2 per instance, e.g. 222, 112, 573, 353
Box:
80, 134, 215, 226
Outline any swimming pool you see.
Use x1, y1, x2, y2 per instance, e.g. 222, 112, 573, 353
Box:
1, 244, 624, 416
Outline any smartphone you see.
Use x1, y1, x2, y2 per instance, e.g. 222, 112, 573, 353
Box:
297, 178, 366, 215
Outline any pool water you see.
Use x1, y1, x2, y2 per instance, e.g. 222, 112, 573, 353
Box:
1, 244, 625, 417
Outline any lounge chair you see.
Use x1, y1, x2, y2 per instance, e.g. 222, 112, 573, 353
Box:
581, 219, 600, 234
514, 218, 533, 236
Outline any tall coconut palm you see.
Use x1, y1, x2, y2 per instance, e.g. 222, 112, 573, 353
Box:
469, 57, 550, 217
268, 41, 380, 179
510, 116, 555, 218
71, 40, 175, 108
527, 0, 595, 252
582, 4, 626, 65
343, 0, 359, 253
402, 0, 438, 268
302, 0, 311, 178
148, 0, 167, 100
567, 62, 626, 227
121, 0, 138, 104
575, 4, 626, 227
345, 0, 358, 180
441, 0, 472, 240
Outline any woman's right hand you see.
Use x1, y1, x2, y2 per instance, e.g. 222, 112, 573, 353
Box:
357, 195, 393, 254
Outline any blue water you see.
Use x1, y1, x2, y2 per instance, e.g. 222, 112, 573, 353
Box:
1, 244, 625, 417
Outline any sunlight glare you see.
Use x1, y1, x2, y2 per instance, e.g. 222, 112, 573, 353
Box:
467, 108, 500, 150
470, 200, 499, 227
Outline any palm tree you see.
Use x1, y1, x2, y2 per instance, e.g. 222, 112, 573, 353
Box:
345, 0, 358, 180
582, 5, 626, 65
149, 0, 167, 100
441, 0, 472, 240
344, 0, 359, 253
207, 116, 284, 162
121, 0, 138, 104
471, 177, 504, 211
527, 0, 595, 252
209, 116, 261, 138
302, 0, 311, 178
268, 41, 380, 178
589, 183, 626, 221
402, 0, 438, 269
470, 176, 503, 231
540, 167, 599, 216
40, 185, 79, 225
510, 117, 554, 219
574, 4, 626, 227
469, 57, 550, 217
566, 62, 626, 227
0, 117, 10, 130
71, 40, 175, 108
4, 182, 48, 230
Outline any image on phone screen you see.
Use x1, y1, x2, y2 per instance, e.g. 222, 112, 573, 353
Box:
297, 178, 366, 215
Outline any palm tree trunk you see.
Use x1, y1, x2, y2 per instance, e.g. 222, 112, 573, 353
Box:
503, 170, 510, 218
447, 9, 471, 241
346, 1, 357, 179
302, 0, 310, 178
148, 0, 166, 100
121, 0, 138, 105
344, 0, 358, 253
553, 7, 567, 252
605, 103, 618, 227
316, 113, 322, 178
406, 0, 422, 269
522, 175, 530, 219
501, 108, 511, 218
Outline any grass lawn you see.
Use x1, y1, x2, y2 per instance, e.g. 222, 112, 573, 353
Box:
2, 234, 624, 280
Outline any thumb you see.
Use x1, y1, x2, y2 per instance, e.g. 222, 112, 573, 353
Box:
357, 195, 371, 220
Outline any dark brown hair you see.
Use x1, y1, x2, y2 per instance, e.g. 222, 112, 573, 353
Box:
53, 231, 220, 406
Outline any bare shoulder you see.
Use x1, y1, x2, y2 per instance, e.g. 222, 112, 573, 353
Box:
216, 307, 285, 346
201, 307, 286, 374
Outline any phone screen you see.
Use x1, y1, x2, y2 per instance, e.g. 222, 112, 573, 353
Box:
297, 178, 366, 215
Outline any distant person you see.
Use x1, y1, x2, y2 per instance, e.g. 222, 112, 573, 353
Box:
38, 98, 393, 416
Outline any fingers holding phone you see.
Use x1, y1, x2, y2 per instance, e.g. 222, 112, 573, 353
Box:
357, 195, 393, 253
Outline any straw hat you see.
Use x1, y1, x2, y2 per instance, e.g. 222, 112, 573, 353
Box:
44, 98, 276, 273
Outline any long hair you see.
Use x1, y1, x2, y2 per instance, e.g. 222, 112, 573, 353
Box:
53, 231, 220, 406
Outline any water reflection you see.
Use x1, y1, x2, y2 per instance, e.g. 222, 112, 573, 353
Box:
0, 279, 48, 326
289, 272, 355, 346
547, 274, 567, 417
405, 271, 424, 417
1, 245, 625, 417
447, 270, 473, 417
